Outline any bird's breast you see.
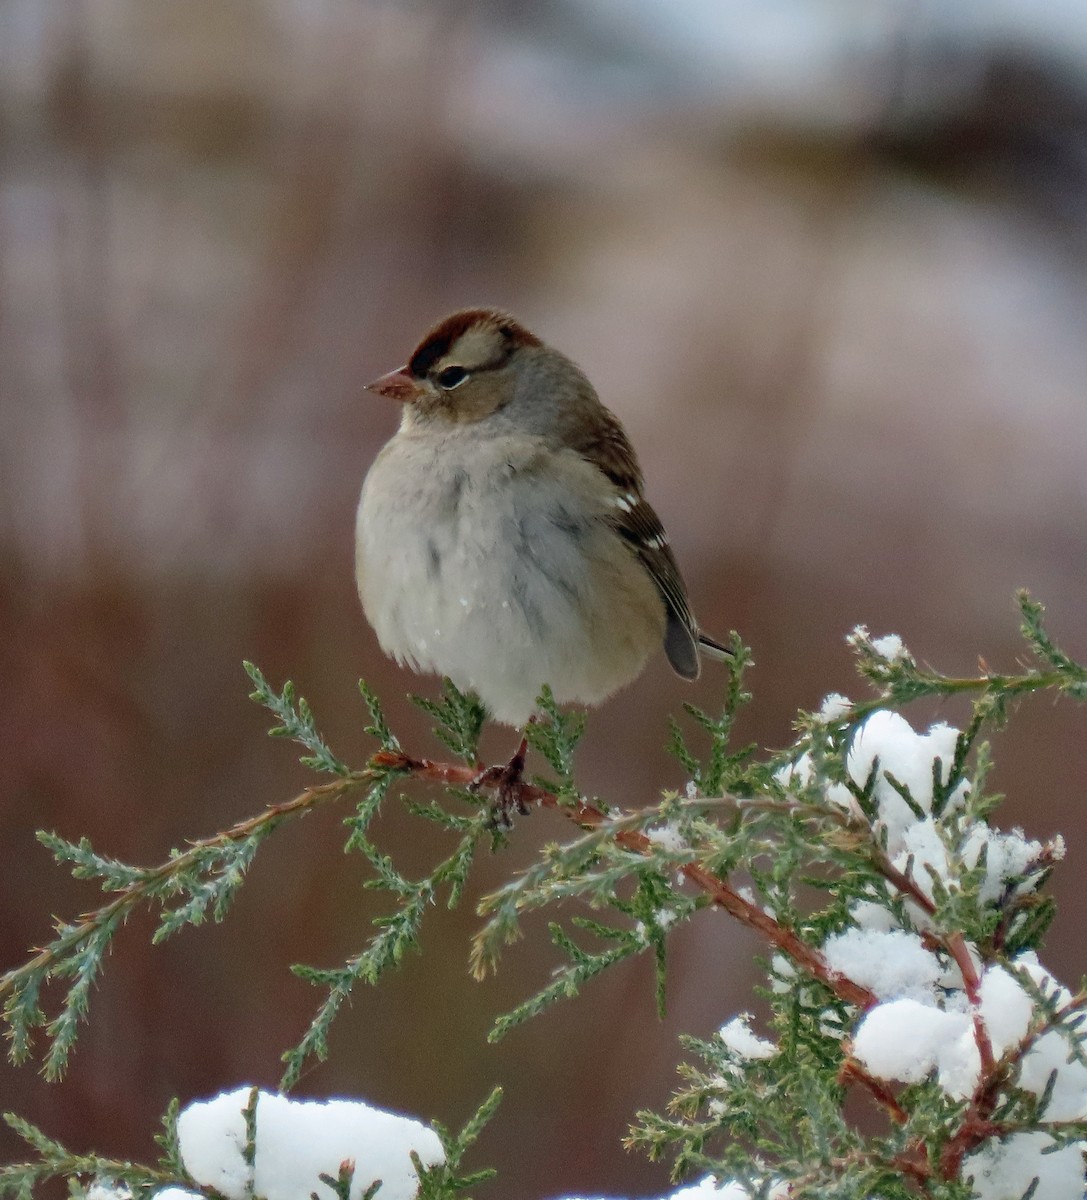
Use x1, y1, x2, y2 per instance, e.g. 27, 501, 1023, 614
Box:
354, 431, 664, 723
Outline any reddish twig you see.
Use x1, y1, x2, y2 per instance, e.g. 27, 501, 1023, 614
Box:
892, 1150, 933, 1186
938, 1113, 1004, 1180
875, 859, 995, 1084
370, 750, 878, 1011
839, 1057, 909, 1125
946, 930, 996, 1077
868, 851, 938, 918
858, 831, 1005, 1180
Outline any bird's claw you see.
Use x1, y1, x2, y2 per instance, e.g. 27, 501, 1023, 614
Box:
470, 749, 531, 828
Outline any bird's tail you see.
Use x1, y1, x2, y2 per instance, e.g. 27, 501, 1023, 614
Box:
697, 631, 734, 661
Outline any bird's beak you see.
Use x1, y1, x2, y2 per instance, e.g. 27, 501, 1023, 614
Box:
364, 366, 423, 403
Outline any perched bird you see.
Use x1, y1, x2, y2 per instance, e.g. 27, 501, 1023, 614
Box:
356, 308, 728, 786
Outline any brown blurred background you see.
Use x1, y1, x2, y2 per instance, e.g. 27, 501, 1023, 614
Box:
3, 2, 1087, 1197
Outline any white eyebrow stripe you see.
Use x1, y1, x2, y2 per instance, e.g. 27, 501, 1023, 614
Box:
448, 324, 505, 370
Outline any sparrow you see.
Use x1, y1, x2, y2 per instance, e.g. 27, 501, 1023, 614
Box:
356, 307, 728, 803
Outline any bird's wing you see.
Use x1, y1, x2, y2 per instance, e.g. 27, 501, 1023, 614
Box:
571, 408, 701, 680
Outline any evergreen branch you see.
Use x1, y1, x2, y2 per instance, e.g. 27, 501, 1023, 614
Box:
0, 1112, 179, 1199
244, 663, 352, 775
317, 1159, 367, 1200
282, 809, 491, 1089
1, 773, 371, 1078
411, 680, 487, 765
153, 1097, 183, 1179
1017, 591, 1087, 696
404, 1088, 502, 1200
843, 596, 1085, 725
1021, 985, 1087, 1066
362, 751, 879, 1012
678, 863, 875, 1010
358, 680, 400, 752
283, 885, 433, 1090
978, 977, 1087, 1115
525, 686, 586, 795
6, 600, 1084, 1198
488, 922, 641, 1042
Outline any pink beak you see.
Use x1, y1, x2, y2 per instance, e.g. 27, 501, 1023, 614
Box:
365, 366, 423, 403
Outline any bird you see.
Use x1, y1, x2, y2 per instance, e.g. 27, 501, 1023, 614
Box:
355, 307, 729, 809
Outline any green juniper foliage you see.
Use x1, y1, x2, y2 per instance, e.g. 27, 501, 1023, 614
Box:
0, 1107, 181, 1200
1, 591, 1085, 1198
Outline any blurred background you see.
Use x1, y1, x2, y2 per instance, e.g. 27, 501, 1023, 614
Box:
3, 1, 1087, 1197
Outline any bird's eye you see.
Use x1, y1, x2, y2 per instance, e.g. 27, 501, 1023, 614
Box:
436, 365, 469, 390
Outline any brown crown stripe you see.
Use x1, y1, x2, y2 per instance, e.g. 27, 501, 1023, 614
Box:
408, 308, 542, 377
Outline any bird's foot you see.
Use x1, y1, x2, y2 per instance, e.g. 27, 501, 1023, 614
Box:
470, 732, 532, 828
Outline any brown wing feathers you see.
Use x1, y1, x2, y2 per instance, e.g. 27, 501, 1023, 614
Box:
572, 409, 702, 680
